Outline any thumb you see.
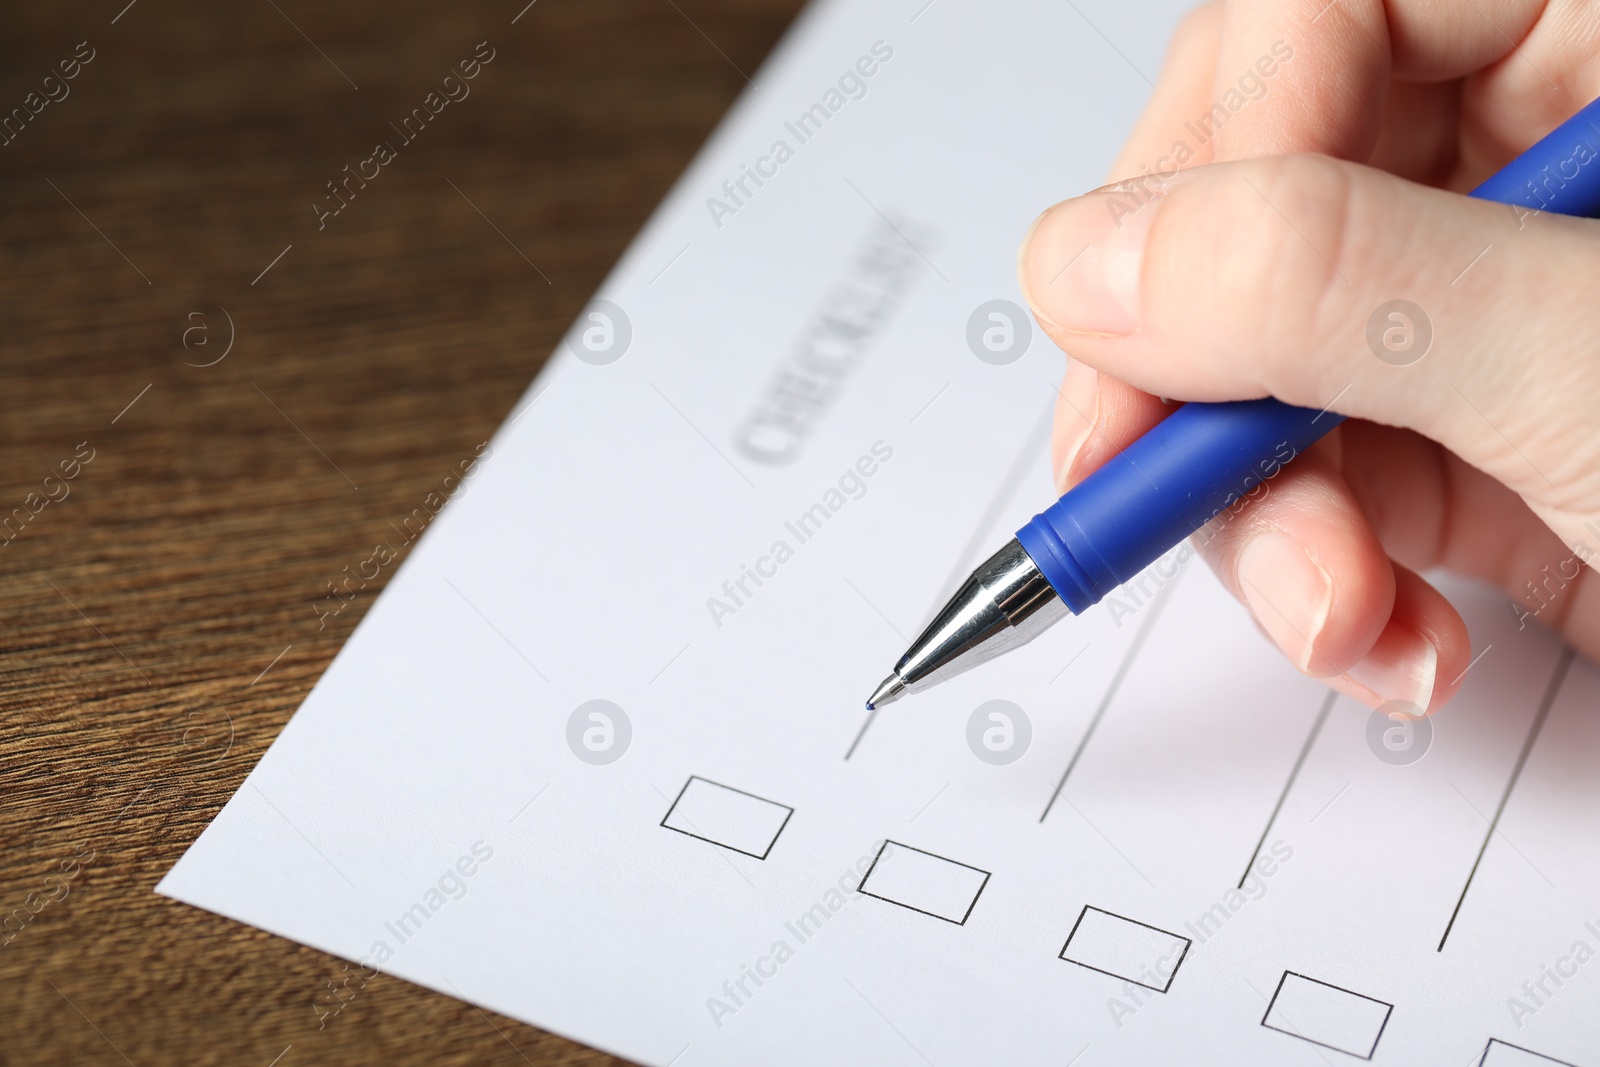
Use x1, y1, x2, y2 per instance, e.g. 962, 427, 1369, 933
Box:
1017, 154, 1600, 552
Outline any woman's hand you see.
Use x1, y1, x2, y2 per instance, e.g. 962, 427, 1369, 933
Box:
1019, 0, 1600, 714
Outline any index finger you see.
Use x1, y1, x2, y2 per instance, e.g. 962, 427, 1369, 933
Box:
1208, 0, 1552, 162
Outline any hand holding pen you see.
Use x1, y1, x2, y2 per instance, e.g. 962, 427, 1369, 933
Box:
872, 2, 1600, 714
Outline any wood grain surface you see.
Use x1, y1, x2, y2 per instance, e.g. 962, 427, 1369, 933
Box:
0, 2, 801, 1063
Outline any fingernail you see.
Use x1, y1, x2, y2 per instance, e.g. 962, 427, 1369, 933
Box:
1236, 532, 1334, 674
1348, 623, 1438, 712
1018, 179, 1172, 336
1054, 359, 1099, 493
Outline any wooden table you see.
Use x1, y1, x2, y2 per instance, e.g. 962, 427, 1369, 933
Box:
0, 2, 800, 1062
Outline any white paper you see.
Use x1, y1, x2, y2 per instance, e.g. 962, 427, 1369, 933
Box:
159, 1, 1600, 1063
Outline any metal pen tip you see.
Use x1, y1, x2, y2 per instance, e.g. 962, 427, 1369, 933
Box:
865, 673, 907, 712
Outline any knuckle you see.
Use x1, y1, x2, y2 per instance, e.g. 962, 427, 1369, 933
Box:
1256, 153, 1360, 331
1150, 154, 1359, 402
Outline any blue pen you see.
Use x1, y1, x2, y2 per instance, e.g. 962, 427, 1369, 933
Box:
866, 96, 1600, 711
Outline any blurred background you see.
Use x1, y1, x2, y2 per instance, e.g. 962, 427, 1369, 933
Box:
0, 1, 803, 1063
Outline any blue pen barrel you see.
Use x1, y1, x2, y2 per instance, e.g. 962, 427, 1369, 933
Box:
1468, 95, 1600, 214
1016, 399, 1342, 614
1018, 95, 1600, 615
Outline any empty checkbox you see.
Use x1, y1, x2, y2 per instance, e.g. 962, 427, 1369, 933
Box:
856, 840, 990, 925
1261, 971, 1393, 1060
1478, 1038, 1583, 1067
660, 776, 793, 859
1058, 906, 1191, 993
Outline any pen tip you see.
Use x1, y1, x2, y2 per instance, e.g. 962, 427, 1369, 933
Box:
865, 673, 907, 712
